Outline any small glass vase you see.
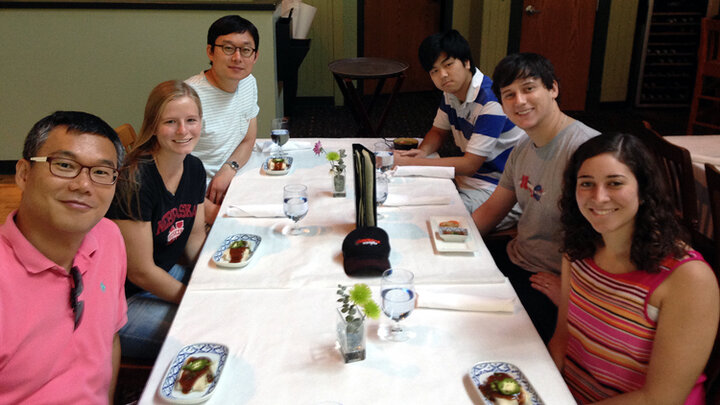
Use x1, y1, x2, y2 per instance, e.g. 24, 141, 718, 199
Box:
336, 308, 366, 363
332, 171, 346, 198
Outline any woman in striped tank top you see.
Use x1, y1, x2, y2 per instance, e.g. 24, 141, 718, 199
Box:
549, 132, 719, 404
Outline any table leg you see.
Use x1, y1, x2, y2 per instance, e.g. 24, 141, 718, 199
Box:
374, 73, 406, 136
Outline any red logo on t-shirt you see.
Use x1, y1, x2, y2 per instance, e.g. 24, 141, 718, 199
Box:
167, 220, 184, 244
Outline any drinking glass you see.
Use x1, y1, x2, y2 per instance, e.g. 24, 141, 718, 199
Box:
374, 141, 394, 174
375, 171, 389, 219
283, 184, 309, 235
271, 118, 290, 155
379, 268, 416, 341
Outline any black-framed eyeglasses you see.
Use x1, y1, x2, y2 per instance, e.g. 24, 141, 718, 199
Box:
70, 266, 85, 330
30, 156, 119, 185
214, 43, 256, 57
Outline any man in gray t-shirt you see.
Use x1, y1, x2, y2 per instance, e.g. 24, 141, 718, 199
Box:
471, 53, 599, 342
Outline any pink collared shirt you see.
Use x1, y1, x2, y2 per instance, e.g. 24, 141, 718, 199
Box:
0, 212, 128, 404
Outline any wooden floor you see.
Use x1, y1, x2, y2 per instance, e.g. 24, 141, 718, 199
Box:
0, 174, 20, 224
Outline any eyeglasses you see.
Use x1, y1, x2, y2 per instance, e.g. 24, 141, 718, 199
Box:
30, 156, 119, 185
214, 43, 256, 57
70, 266, 84, 330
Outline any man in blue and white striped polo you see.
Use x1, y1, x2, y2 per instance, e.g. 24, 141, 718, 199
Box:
395, 30, 525, 230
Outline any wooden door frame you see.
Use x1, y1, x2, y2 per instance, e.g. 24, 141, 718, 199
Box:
508, 0, 614, 110
357, 0, 453, 57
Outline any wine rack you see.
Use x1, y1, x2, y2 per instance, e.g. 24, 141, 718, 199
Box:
635, 0, 707, 107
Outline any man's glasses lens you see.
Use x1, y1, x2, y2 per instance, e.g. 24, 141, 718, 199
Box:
70, 266, 84, 330
31, 157, 118, 185
219, 44, 255, 57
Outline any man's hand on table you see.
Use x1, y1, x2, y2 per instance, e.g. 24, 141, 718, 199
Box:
206, 166, 235, 205
394, 148, 428, 165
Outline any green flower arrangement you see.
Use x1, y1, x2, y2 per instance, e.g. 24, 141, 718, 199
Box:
314, 141, 346, 176
336, 283, 380, 325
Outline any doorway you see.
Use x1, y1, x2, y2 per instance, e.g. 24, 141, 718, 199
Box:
510, 0, 598, 110
360, 0, 451, 93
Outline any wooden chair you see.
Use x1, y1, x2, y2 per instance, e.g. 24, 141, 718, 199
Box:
638, 122, 699, 233
114, 123, 137, 151
707, 163, 720, 271
705, 162, 720, 403
688, 18, 720, 134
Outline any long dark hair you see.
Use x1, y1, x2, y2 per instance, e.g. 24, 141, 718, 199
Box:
559, 132, 688, 271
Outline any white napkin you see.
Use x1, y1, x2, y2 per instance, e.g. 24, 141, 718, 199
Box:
394, 165, 455, 179
383, 194, 451, 207
226, 204, 284, 218
254, 140, 312, 153
417, 292, 515, 313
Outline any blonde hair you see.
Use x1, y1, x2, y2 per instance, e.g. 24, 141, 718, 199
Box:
114, 80, 202, 219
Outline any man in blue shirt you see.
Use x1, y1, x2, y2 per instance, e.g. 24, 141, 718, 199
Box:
395, 30, 524, 228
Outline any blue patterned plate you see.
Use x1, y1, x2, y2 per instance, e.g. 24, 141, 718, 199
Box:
158, 343, 229, 404
469, 361, 544, 405
263, 156, 293, 175
212, 234, 261, 269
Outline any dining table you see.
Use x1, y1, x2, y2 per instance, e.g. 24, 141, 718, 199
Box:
138, 138, 576, 404
665, 135, 720, 239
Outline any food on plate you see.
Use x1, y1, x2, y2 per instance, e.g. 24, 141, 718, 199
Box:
267, 157, 288, 171
438, 220, 461, 228
393, 137, 419, 150
440, 226, 468, 236
478, 372, 529, 405
223, 240, 249, 263
176, 356, 215, 394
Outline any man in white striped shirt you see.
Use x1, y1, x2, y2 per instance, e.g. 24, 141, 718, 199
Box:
395, 30, 524, 229
186, 15, 260, 224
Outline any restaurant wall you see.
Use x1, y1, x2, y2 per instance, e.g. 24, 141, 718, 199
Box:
294, 0, 639, 107
0, 7, 277, 162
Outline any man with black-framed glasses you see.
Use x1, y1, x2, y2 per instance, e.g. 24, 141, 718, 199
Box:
186, 14, 260, 225
0, 111, 128, 403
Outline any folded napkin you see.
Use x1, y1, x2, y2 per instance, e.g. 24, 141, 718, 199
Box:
226, 204, 284, 218
394, 165, 454, 179
383, 194, 451, 207
254, 140, 312, 153
417, 292, 514, 313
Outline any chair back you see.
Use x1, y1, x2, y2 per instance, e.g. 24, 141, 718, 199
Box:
115, 123, 137, 151
704, 162, 720, 403
637, 122, 699, 232
699, 18, 720, 77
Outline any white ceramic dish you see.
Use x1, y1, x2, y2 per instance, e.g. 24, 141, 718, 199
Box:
468, 361, 543, 405
263, 156, 293, 175
158, 343, 229, 404
429, 216, 477, 253
212, 234, 261, 268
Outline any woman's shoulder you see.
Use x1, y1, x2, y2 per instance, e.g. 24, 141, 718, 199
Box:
184, 154, 206, 173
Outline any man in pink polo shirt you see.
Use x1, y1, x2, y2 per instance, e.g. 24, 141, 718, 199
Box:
0, 111, 128, 403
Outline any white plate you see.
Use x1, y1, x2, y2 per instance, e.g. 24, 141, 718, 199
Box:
429, 216, 477, 253
263, 156, 293, 176
158, 343, 229, 404
212, 234, 261, 268
468, 361, 543, 405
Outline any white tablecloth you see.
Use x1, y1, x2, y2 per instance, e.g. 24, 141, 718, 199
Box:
139, 138, 574, 404
140, 283, 575, 404
189, 139, 503, 290
666, 135, 720, 238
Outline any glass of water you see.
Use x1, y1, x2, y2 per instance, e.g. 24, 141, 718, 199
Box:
374, 141, 394, 174
271, 118, 290, 155
379, 268, 416, 342
376, 171, 389, 219
283, 184, 309, 235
